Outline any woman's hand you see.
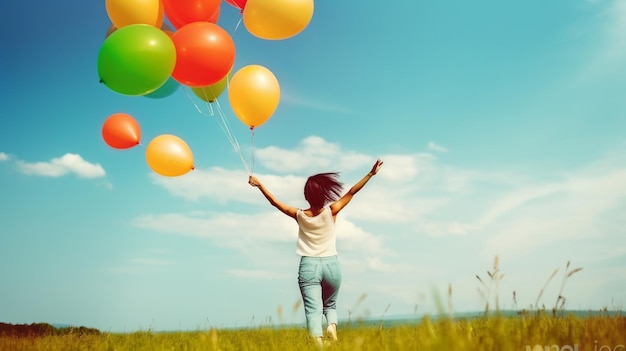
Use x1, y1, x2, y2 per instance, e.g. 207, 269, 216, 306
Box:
248, 175, 261, 187
370, 159, 383, 175
248, 175, 298, 218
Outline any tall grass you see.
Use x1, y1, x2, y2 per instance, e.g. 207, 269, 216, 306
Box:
1, 258, 621, 351
476, 255, 505, 315
1, 314, 624, 351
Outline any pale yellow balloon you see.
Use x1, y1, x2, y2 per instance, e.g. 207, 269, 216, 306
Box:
228, 65, 280, 128
106, 0, 164, 29
243, 0, 314, 40
146, 134, 194, 177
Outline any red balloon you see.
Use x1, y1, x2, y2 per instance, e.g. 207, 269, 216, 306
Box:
224, 0, 247, 11
102, 113, 141, 149
163, 0, 221, 29
171, 22, 235, 87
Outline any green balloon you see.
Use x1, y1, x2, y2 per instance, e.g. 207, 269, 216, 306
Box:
98, 24, 176, 96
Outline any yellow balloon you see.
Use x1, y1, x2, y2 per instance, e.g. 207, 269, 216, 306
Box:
228, 65, 280, 128
106, 0, 164, 29
243, 0, 314, 40
146, 134, 194, 177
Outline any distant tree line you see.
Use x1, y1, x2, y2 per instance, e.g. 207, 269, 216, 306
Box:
0, 322, 100, 337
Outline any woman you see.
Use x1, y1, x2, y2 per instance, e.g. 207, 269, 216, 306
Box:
248, 159, 383, 346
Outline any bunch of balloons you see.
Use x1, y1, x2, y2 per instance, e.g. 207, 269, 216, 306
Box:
98, 0, 315, 177
101, 113, 194, 176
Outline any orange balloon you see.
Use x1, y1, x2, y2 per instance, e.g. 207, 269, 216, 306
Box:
105, 0, 164, 28
228, 65, 280, 128
146, 134, 194, 177
243, 0, 313, 40
171, 22, 235, 86
102, 113, 141, 149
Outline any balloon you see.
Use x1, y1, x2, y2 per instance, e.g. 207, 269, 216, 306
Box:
105, 24, 117, 38
145, 77, 180, 99
171, 22, 235, 86
228, 65, 280, 128
146, 134, 194, 177
225, 0, 247, 11
105, 0, 164, 28
243, 0, 314, 40
209, 5, 221, 23
102, 113, 141, 149
191, 73, 229, 102
105, 22, 174, 39
163, 0, 221, 29
98, 24, 176, 96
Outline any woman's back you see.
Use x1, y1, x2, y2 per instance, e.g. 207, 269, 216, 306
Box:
296, 206, 337, 257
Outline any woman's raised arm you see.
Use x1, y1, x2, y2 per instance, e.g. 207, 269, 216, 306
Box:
249, 175, 298, 218
330, 159, 383, 216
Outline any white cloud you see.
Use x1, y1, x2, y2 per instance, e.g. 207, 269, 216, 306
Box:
335, 216, 388, 255
130, 209, 388, 259
255, 136, 373, 174
482, 166, 626, 258
478, 183, 564, 227
15, 153, 105, 178
150, 167, 251, 203
427, 142, 448, 153
603, 0, 626, 57
132, 211, 296, 250
0, 152, 9, 161
151, 167, 308, 206
374, 153, 429, 182
576, 0, 626, 80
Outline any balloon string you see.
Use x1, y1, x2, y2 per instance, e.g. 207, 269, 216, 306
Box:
213, 97, 251, 174
249, 127, 256, 175
181, 86, 206, 114
181, 86, 251, 175
209, 98, 248, 172
232, 17, 243, 37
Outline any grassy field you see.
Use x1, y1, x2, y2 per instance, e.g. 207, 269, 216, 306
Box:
1, 312, 624, 351
3, 258, 622, 350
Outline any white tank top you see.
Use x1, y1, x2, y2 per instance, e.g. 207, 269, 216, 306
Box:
295, 206, 337, 257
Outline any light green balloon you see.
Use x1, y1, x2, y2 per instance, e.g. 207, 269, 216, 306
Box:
98, 24, 176, 96
191, 74, 229, 102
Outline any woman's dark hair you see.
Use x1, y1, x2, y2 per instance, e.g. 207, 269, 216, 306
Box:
304, 172, 344, 208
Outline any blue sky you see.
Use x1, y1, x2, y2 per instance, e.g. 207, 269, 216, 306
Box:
1, 0, 625, 332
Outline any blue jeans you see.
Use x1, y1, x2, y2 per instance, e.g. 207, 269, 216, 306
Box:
298, 256, 342, 337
